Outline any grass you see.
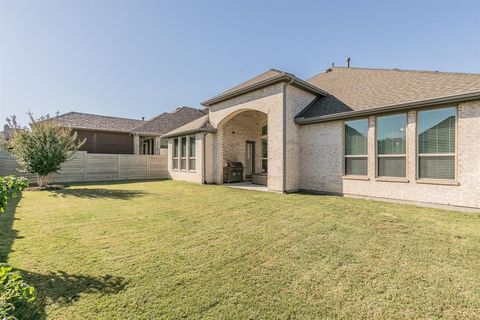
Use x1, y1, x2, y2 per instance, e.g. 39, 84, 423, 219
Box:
2, 180, 480, 319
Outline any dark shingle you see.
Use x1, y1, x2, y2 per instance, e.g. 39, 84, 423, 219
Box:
132, 107, 207, 136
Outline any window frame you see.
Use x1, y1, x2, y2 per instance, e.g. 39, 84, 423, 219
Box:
188, 135, 196, 172
261, 124, 268, 173
375, 112, 408, 179
416, 105, 458, 182
179, 136, 187, 171
343, 117, 369, 178
172, 138, 179, 170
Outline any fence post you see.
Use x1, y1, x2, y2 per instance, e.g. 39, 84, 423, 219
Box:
83, 152, 87, 182
117, 154, 120, 181
146, 155, 149, 179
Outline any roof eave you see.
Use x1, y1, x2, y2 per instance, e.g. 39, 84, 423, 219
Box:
161, 127, 217, 139
201, 74, 328, 107
295, 91, 480, 125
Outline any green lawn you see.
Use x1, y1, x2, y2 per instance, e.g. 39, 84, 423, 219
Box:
2, 180, 480, 319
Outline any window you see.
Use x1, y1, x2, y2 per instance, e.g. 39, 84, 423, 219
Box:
417, 107, 456, 180
188, 136, 196, 171
261, 139, 268, 173
160, 138, 168, 149
261, 125, 267, 173
376, 113, 407, 177
141, 138, 154, 155
173, 138, 179, 170
180, 137, 187, 170
344, 119, 368, 176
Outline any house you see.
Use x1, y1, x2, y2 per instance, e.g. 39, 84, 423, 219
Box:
162, 66, 480, 209
52, 107, 206, 154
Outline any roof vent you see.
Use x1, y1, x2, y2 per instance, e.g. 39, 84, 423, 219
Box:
345, 57, 351, 68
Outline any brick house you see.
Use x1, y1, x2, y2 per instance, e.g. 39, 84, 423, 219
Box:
163, 67, 480, 208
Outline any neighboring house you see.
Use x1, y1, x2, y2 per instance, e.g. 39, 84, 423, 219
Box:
163, 66, 480, 208
53, 107, 206, 154
1, 125, 18, 141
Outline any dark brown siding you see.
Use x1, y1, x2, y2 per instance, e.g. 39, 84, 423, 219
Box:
75, 130, 134, 154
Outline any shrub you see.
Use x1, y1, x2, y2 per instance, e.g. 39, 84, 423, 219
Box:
8, 113, 85, 187
0, 176, 29, 213
0, 264, 35, 320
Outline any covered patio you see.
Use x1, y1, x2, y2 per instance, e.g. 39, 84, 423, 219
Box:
217, 110, 268, 186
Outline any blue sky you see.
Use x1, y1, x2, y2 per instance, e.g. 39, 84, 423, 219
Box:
1, 0, 479, 126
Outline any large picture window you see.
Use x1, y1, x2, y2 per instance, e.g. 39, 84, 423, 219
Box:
180, 137, 187, 170
417, 107, 456, 180
173, 138, 179, 170
376, 113, 407, 177
344, 119, 368, 176
188, 136, 196, 171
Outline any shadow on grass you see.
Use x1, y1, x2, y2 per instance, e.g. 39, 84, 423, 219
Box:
0, 196, 21, 262
0, 191, 129, 319
14, 270, 128, 319
49, 188, 148, 200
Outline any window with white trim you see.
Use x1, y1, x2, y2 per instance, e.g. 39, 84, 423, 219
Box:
180, 137, 187, 170
376, 113, 407, 177
344, 118, 368, 176
173, 138, 179, 170
261, 125, 267, 173
188, 136, 196, 171
417, 107, 456, 180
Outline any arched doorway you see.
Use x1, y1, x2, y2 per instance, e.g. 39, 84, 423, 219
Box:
215, 109, 268, 186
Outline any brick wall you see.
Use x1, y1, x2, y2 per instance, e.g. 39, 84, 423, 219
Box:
299, 100, 480, 208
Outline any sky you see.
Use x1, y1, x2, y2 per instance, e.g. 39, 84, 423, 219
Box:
1, 0, 479, 126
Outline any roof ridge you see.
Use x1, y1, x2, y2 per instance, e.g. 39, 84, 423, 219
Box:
329, 66, 480, 76
62, 111, 142, 122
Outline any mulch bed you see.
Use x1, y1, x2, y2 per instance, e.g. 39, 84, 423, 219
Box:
25, 185, 65, 191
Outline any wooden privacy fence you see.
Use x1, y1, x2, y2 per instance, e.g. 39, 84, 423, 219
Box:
0, 151, 169, 183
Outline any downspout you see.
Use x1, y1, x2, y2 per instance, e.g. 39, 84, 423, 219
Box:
282, 77, 294, 193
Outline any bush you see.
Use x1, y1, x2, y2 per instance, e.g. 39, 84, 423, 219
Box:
8, 113, 84, 187
0, 264, 35, 320
0, 176, 29, 213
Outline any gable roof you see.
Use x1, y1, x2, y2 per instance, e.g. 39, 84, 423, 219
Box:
132, 107, 207, 136
296, 67, 480, 123
53, 112, 144, 133
202, 69, 328, 107
162, 114, 216, 138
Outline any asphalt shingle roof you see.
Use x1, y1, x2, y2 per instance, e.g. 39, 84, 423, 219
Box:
300, 67, 480, 119
53, 112, 144, 132
162, 114, 216, 138
132, 107, 207, 136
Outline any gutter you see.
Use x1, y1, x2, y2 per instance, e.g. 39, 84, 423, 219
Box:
295, 91, 480, 125
201, 74, 328, 107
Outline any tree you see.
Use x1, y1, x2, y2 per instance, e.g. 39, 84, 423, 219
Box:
8, 113, 85, 187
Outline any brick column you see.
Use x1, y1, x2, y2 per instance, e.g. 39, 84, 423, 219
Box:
133, 134, 140, 155
154, 136, 161, 155
407, 110, 416, 182
215, 127, 224, 184
368, 116, 376, 179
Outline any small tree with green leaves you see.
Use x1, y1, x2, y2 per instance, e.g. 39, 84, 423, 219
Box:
8, 113, 85, 187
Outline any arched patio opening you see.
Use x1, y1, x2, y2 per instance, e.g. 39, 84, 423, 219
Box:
216, 109, 268, 186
